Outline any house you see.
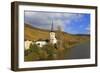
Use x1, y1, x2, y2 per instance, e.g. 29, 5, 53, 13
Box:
25, 40, 33, 50
35, 40, 47, 47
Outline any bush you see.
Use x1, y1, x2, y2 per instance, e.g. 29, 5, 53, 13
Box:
30, 43, 40, 53
42, 44, 58, 60
38, 49, 48, 60
24, 52, 40, 61
25, 43, 64, 61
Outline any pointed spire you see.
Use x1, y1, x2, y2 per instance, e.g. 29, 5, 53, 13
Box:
51, 19, 54, 32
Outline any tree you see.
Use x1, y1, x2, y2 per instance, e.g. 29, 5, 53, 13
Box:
56, 26, 64, 50
56, 26, 65, 59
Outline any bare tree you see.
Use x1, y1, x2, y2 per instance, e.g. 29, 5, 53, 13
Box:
56, 26, 64, 50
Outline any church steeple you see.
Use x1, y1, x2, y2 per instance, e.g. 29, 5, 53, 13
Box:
50, 18, 57, 44
51, 19, 54, 32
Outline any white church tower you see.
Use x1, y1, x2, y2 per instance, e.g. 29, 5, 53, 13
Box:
50, 19, 57, 44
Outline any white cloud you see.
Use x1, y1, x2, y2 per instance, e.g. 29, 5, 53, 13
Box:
24, 11, 84, 31
85, 24, 90, 34
85, 24, 90, 31
25, 11, 36, 17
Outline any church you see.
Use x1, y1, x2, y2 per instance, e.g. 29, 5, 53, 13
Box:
35, 19, 57, 47
50, 19, 57, 44
25, 19, 57, 50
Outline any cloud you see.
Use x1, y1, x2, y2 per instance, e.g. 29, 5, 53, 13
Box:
85, 25, 90, 34
24, 11, 66, 30
85, 26, 90, 31
24, 11, 89, 34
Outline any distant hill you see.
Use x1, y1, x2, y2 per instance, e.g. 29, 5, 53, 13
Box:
73, 34, 90, 36
24, 23, 90, 43
24, 23, 50, 41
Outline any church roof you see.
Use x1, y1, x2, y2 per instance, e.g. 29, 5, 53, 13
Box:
51, 19, 54, 32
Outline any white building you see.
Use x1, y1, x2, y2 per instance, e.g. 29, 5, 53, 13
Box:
25, 40, 33, 50
50, 32, 57, 44
35, 41, 47, 47
49, 19, 57, 44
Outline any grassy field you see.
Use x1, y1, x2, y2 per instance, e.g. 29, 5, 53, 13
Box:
24, 24, 50, 41
24, 23, 90, 61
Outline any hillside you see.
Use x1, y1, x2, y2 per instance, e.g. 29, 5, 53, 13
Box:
24, 24, 50, 41
24, 23, 89, 43
24, 23, 90, 61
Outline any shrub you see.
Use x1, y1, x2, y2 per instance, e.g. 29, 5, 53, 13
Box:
42, 44, 58, 60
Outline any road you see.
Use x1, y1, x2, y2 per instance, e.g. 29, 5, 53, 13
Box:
65, 41, 90, 59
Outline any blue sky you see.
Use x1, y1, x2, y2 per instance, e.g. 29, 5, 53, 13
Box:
24, 11, 90, 34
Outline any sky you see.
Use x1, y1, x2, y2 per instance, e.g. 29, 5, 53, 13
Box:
24, 11, 90, 34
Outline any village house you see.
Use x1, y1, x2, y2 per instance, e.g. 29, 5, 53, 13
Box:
25, 40, 33, 50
